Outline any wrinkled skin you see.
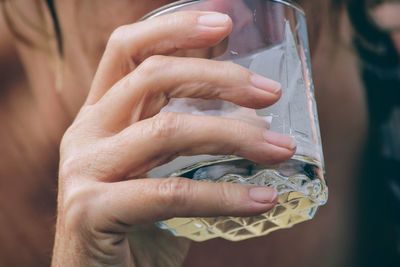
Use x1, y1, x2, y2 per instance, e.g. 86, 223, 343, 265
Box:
0, 0, 368, 267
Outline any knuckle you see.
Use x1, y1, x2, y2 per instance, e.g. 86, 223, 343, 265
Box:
59, 154, 85, 182
107, 25, 130, 49
60, 183, 99, 232
218, 61, 248, 81
150, 112, 182, 139
217, 183, 236, 210
59, 149, 108, 182
222, 60, 239, 70
137, 55, 169, 76
59, 135, 123, 182
165, 11, 197, 28
157, 177, 193, 208
221, 61, 241, 74
229, 119, 248, 142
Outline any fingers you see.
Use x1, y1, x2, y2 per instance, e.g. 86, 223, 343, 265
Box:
95, 113, 295, 181
87, 11, 233, 104
93, 56, 281, 130
93, 178, 278, 230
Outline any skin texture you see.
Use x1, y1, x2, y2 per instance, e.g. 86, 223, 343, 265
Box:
0, 0, 369, 266
0, 5, 58, 267
53, 9, 298, 267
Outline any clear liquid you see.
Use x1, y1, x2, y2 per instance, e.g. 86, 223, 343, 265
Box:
147, 9, 326, 241
156, 155, 327, 241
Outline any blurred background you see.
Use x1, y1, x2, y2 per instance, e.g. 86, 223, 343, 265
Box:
0, 0, 399, 267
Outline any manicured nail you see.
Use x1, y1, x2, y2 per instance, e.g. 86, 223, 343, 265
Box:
249, 187, 278, 203
264, 130, 297, 151
250, 74, 281, 94
198, 13, 230, 27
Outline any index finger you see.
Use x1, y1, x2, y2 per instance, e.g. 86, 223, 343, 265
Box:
87, 11, 233, 105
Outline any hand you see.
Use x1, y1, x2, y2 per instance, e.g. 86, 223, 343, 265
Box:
52, 11, 296, 267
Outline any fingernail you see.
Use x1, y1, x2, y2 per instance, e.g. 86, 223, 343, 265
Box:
198, 13, 230, 27
250, 74, 281, 94
249, 187, 278, 203
264, 131, 297, 151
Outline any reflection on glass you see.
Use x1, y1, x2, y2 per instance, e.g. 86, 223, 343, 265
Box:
145, 0, 328, 242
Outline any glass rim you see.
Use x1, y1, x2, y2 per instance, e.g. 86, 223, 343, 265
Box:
140, 0, 305, 21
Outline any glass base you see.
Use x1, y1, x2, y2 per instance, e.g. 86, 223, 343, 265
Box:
156, 156, 328, 241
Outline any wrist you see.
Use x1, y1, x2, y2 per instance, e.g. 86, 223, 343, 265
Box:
51, 215, 91, 267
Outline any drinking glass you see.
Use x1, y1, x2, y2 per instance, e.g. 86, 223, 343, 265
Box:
144, 0, 328, 241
